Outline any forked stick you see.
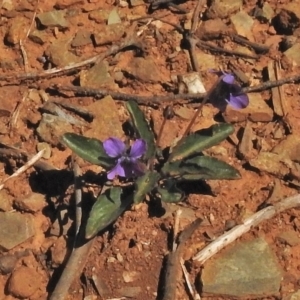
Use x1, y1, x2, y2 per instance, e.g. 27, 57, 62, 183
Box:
193, 194, 300, 263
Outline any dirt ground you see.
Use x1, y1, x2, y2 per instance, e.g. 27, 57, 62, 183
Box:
1, 0, 300, 299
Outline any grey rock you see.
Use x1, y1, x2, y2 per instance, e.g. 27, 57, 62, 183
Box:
230, 11, 254, 41
36, 113, 73, 146
80, 61, 116, 90
71, 29, 92, 47
0, 212, 35, 251
93, 23, 125, 46
45, 39, 80, 67
107, 8, 121, 25
201, 238, 282, 297
0, 254, 18, 274
254, 3, 274, 23
123, 57, 164, 83
28, 29, 49, 45
284, 43, 300, 66
0, 189, 13, 211
89, 9, 110, 24
37, 10, 69, 28
206, 0, 242, 19
14, 192, 47, 213
84, 96, 123, 141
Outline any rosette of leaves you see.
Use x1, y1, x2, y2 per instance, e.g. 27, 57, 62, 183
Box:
62, 101, 240, 238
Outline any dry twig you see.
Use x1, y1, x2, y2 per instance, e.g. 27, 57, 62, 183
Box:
193, 193, 300, 264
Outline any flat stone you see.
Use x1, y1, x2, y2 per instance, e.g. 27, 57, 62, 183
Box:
124, 57, 165, 83
272, 134, 300, 163
71, 29, 92, 47
8, 266, 42, 298
37, 10, 69, 28
194, 50, 217, 70
197, 19, 229, 40
223, 93, 273, 123
5, 16, 29, 44
45, 39, 80, 67
0, 189, 13, 211
254, 3, 274, 23
206, 0, 242, 19
28, 29, 48, 45
84, 96, 123, 141
36, 113, 74, 146
108, 8, 121, 25
230, 11, 254, 41
80, 61, 117, 89
249, 152, 291, 178
284, 43, 300, 66
89, 9, 110, 23
93, 23, 125, 46
14, 192, 47, 213
0, 212, 35, 251
201, 238, 282, 297
277, 230, 300, 247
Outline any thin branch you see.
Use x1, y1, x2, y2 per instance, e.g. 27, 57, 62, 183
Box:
193, 193, 300, 264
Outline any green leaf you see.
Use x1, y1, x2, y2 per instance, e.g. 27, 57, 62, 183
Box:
133, 171, 160, 204
126, 100, 156, 160
169, 123, 234, 161
85, 187, 133, 239
157, 179, 184, 203
162, 155, 240, 180
62, 133, 115, 167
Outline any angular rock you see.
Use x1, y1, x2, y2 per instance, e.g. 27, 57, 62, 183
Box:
0, 254, 18, 274
6, 16, 29, 44
284, 43, 300, 66
93, 23, 125, 45
8, 266, 42, 298
201, 238, 282, 297
230, 11, 254, 41
71, 29, 92, 47
206, 0, 242, 19
223, 93, 273, 123
197, 19, 229, 40
80, 61, 117, 89
37, 10, 69, 28
84, 96, 123, 141
37, 142, 52, 159
277, 230, 300, 247
36, 113, 74, 146
0, 212, 35, 250
89, 9, 110, 23
272, 134, 300, 163
254, 3, 274, 23
28, 29, 48, 45
249, 152, 291, 178
45, 39, 80, 67
108, 8, 121, 25
123, 57, 165, 83
195, 50, 217, 70
14, 192, 47, 213
0, 189, 13, 211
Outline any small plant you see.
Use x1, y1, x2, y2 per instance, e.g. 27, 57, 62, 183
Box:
62, 73, 248, 239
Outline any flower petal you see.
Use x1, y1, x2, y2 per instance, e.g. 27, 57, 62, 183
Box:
107, 162, 125, 180
222, 73, 235, 85
103, 137, 126, 158
122, 161, 145, 178
129, 139, 147, 159
227, 93, 249, 109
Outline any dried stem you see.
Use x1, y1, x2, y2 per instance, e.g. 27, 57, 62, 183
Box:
193, 193, 300, 264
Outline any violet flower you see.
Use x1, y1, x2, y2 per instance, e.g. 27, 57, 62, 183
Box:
103, 137, 147, 180
210, 70, 249, 111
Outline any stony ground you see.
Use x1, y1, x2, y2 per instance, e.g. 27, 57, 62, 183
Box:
1, 0, 300, 299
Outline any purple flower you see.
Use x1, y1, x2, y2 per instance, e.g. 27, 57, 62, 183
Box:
103, 137, 147, 180
210, 70, 249, 111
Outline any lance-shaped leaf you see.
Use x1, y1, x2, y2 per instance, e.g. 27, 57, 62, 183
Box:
133, 171, 160, 204
126, 100, 156, 159
85, 187, 133, 239
169, 123, 234, 161
157, 179, 184, 203
62, 133, 115, 168
162, 155, 240, 180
